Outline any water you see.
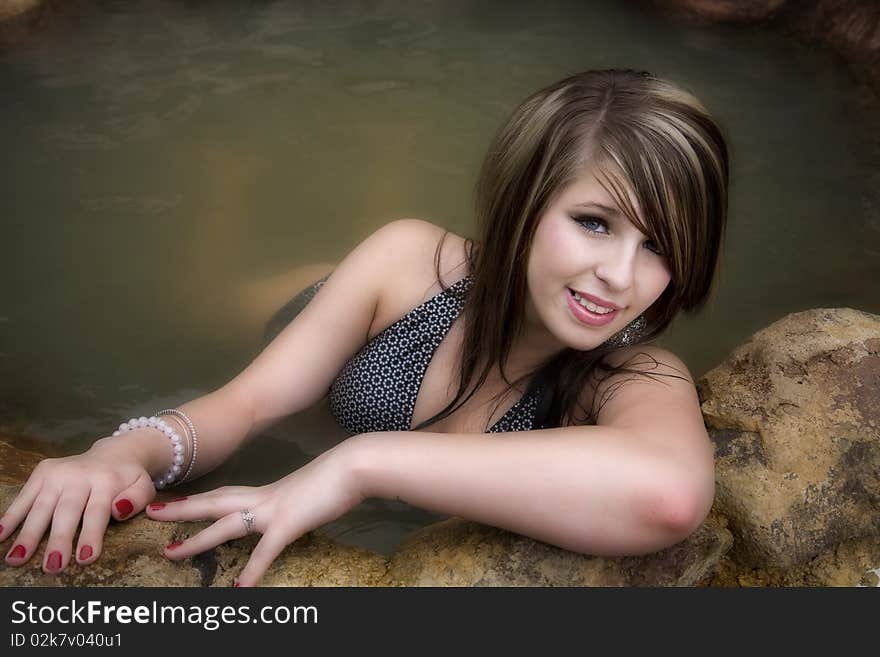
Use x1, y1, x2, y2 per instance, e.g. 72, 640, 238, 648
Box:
1, 0, 878, 556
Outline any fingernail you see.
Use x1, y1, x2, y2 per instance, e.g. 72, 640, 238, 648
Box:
46, 551, 62, 572
166, 541, 184, 550
234, 580, 240, 588
8, 544, 26, 559
172, 497, 188, 502
79, 545, 93, 561
149, 503, 166, 511
115, 499, 134, 519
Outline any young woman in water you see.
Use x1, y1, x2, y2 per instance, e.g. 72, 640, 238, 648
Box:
1, 69, 728, 586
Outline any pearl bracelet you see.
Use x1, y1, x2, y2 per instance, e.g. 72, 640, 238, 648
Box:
157, 408, 198, 484
113, 415, 188, 489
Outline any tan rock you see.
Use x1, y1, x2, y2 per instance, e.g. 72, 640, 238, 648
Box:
701, 534, 880, 587
388, 516, 732, 587
0, 484, 202, 587
698, 308, 880, 570
0, 482, 389, 587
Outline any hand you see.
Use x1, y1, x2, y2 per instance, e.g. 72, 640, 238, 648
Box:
146, 441, 365, 587
1, 434, 159, 573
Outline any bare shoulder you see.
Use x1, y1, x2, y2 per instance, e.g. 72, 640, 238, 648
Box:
580, 344, 709, 463
596, 344, 695, 387
369, 218, 470, 339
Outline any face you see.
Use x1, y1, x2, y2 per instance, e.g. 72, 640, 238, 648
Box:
524, 166, 672, 353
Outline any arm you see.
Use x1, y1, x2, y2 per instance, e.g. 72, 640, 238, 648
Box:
149, 347, 714, 585
350, 346, 716, 556
1, 219, 432, 573
112, 218, 435, 482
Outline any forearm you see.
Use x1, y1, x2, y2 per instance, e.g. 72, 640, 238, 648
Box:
96, 386, 255, 483
351, 426, 709, 556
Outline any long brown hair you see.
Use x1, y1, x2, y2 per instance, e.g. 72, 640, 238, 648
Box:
412, 69, 729, 430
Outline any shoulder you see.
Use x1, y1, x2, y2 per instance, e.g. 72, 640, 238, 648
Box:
595, 344, 695, 386
374, 218, 469, 276
570, 344, 714, 508
368, 218, 471, 338
578, 343, 704, 448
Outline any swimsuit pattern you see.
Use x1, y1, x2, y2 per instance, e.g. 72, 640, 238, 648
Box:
328, 275, 542, 434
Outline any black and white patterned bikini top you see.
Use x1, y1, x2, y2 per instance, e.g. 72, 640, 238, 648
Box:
328, 274, 544, 435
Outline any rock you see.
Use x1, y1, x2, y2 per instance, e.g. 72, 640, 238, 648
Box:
0, 0, 42, 21
701, 534, 880, 587
388, 516, 732, 586
657, 0, 789, 23
0, 481, 390, 587
0, 483, 203, 587
0, 439, 389, 587
657, 0, 880, 95
698, 308, 880, 571
0, 439, 44, 486
796, 0, 880, 93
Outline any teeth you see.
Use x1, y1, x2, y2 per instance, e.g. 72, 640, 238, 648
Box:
573, 292, 614, 314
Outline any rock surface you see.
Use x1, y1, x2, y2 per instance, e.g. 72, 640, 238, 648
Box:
0, 0, 42, 21
698, 308, 879, 570
658, 0, 789, 23
657, 0, 880, 94
388, 516, 731, 587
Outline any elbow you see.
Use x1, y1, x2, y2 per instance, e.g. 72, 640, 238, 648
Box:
645, 465, 716, 546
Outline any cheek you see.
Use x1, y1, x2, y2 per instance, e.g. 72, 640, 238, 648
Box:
531, 217, 578, 275
645, 267, 672, 304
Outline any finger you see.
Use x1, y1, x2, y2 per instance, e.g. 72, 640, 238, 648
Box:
5, 486, 61, 566
42, 485, 90, 574
147, 487, 255, 522
75, 489, 114, 566
111, 470, 156, 522
163, 510, 252, 560
236, 531, 288, 588
0, 475, 46, 544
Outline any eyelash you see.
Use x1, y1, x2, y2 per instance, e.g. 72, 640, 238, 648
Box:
573, 215, 664, 256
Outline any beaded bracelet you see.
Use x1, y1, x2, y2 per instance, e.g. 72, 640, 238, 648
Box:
157, 408, 198, 484
113, 415, 188, 489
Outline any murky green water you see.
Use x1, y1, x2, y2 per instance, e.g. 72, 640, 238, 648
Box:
1, 0, 878, 555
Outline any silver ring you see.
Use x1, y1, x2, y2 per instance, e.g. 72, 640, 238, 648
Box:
241, 509, 256, 535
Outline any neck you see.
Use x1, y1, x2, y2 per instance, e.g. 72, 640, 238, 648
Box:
502, 294, 567, 380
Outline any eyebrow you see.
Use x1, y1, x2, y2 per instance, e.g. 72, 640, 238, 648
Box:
572, 202, 624, 218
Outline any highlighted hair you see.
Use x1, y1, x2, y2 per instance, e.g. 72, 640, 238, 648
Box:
415, 69, 729, 429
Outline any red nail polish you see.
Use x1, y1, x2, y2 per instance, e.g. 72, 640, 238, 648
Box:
46, 551, 62, 572
234, 580, 240, 587
166, 541, 184, 550
149, 503, 166, 511
115, 499, 134, 519
172, 497, 188, 502
79, 545, 93, 561
8, 544, 26, 559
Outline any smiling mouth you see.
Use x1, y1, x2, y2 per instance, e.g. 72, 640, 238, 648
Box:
567, 288, 616, 314
565, 288, 619, 327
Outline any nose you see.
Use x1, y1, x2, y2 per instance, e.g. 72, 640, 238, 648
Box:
594, 241, 638, 292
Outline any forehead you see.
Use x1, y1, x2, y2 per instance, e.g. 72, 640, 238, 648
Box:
558, 165, 641, 216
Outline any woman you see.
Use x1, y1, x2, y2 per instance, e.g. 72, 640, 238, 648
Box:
1, 69, 728, 586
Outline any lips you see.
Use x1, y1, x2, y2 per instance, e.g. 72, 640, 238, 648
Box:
568, 288, 621, 311
566, 289, 619, 327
